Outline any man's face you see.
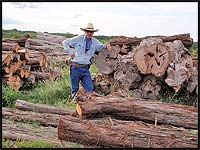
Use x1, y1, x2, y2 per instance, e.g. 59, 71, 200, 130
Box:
84, 30, 94, 39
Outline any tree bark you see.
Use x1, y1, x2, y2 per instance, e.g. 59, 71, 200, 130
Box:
76, 92, 197, 129
109, 33, 193, 48
15, 100, 73, 116
2, 118, 62, 147
2, 107, 62, 127
58, 116, 197, 148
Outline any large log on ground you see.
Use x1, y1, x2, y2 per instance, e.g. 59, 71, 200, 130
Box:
76, 92, 197, 129
109, 33, 193, 48
58, 116, 197, 148
15, 100, 73, 115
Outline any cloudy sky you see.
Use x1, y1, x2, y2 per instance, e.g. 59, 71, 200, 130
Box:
2, 2, 198, 41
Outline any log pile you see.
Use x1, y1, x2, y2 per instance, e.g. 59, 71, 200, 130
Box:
57, 91, 198, 148
2, 37, 62, 91
93, 33, 198, 102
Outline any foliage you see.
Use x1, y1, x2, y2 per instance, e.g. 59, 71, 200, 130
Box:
2, 139, 61, 148
2, 29, 37, 39
2, 84, 25, 107
188, 42, 198, 54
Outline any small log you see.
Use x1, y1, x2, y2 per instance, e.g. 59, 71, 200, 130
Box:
30, 71, 50, 81
6, 75, 22, 91
15, 100, 73, 116
133, 39, 170, 77
138, 75, 161, 99
26, 74, 36, 85
58, 116, 197, 148
2, 53, 12, 66
165, 64, 190, 92
2, 42, 20, 53
7, 61, 23, 74
76, 92, 197, 129
20, 65, 31, 78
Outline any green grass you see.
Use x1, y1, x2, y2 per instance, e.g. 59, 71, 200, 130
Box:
3, 29, 37, 39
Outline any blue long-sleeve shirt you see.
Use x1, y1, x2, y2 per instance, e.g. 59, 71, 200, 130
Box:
63, 35, 105, 64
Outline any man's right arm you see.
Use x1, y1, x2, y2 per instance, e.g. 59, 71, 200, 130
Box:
63, 36, 79, 55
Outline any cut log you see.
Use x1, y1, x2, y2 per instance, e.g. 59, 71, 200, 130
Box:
95, 48, 118, 74
15, 100, 73, 116
2, 42, 20, 53
58, 116, 197, 148
114, 60, 141, 89
138, 75, 161, 99
133, 39, 170, 77
76, 92, 197, 129
18, 48, 29, 60
20, 65, 31, 78
26, 74, 36, 85
6, 75, 22, 91
165, 64, 190, 92
30, 71, 50, 81
109, 33, 193, 48
2, 53, 12, 66
6, 61, 23, 74
2, 107, 62, 127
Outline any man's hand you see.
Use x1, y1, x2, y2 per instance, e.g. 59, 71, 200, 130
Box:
105, 42, 112, 50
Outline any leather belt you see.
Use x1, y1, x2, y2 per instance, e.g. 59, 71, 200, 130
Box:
71, 62, 90, 68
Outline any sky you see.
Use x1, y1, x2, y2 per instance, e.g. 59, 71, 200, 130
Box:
2, 2, 198, 41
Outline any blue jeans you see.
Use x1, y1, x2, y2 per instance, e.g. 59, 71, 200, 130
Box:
70, 65, 93, 97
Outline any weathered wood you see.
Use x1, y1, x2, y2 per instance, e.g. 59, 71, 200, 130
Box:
2, 118, 72, 147
2, 42, 20, 53
30, 71, 50, 81
20, 65, 31, 78
18, 48, 29, 60
76, 92, 197, 129
15, 100, 73, 116
109, 33, 193, 48
165, 64, 190, 92
138, 75, 161, 99
133, 38, 170, 77
2, 107, 62, 127
6, 75, 22, 91
95, 48, 118, 74
58, 116, 197, 148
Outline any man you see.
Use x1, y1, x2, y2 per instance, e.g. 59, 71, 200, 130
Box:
63, 23, 112, 102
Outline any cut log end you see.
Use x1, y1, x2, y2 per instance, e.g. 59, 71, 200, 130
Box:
76, 103, 82, 116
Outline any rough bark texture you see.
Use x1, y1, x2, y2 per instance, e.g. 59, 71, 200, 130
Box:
109, 33, 193, 48
58, 116, 197, 148
15, 100, 73, 116
76, 92, 197, 129
2, 107, 63, 127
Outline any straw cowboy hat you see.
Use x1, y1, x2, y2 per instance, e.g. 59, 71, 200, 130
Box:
80, 23, 99, 32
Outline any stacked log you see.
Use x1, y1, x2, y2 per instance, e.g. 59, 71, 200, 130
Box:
2, 40, 62, 91
94, 33, 198, 101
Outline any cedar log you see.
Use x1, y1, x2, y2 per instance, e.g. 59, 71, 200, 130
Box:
58, 116, 197, 148
76, 93, 197, 129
